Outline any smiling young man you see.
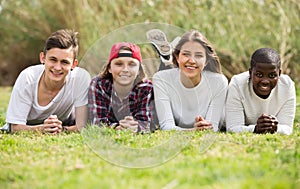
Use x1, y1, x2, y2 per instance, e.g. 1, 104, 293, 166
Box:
88, 42, 153, 133
225, 48, 296, 135
2, 29, 91, 134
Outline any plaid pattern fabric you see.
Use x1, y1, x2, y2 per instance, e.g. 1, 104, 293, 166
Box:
88, 77, 153, 133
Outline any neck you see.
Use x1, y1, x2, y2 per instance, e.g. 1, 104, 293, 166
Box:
180, 73, 201, 88
43, 72, 65, 91
113, 83, 132, 99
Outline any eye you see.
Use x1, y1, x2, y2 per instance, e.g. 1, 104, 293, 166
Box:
195, 54, 203, 59
61, 60, 71, 65
129, 61, 138, 67
255, 72, 263, 78
49, 57, 57, 62
114, 62, 123, 66
181, 52, 191, 57
269, 73, 277, 79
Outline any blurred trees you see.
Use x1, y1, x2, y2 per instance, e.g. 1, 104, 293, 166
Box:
0, 0, 299, 86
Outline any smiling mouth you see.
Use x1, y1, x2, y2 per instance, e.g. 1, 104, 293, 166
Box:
51, 71, 63, 77
119, 75, 131, 78
185, 65, 198, 70
258, 85, 271, 91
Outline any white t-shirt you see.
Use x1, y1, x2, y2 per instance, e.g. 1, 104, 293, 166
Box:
225, 71, 296, 135
153, 68, 228, 131
4, 64, 90, 126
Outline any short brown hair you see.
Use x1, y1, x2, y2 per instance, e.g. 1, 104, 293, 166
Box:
43, 29, 79, 60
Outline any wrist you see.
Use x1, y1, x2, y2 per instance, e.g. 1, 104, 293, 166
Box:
62, 126, 67, 132
38, 124, 45, 133
253, 125, 258, 133
110, 123, 119, 129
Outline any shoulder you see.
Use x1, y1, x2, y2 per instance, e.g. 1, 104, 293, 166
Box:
135, 79, 153, 90
229, 71, 249, 86
278, 74, 294, 87
16, 65, 44, 84
69, 67, 91, 88
153, 68, 178, 79
19, 64, 43, 77
90, 76, 111, 88
72, 67, 91, 79
277, 74, 295, 93
90, 75, 101, 84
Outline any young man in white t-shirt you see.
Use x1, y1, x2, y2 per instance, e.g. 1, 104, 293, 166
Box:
2, 29, 91, 134
226, 48, 296, 135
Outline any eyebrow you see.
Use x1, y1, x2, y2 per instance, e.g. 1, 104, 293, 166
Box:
181, 50, 204, 54
49, 56, 72, 63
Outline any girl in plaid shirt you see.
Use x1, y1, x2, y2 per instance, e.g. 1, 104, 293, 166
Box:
88, 42, 153, 133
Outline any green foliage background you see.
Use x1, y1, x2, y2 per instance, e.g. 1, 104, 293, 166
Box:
0, 0, 299, 86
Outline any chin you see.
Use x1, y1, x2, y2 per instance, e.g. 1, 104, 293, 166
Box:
119, 81, 134, 86
184, 73, 198, 79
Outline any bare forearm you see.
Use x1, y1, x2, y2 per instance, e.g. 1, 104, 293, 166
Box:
75, 105, 88, 131
11, 124, 43, 133
63, 125, 79, 132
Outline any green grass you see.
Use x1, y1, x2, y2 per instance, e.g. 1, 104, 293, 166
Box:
1, 87, 300, 189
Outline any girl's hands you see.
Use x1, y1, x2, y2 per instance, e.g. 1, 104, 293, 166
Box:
117, 116, 139, 133
193, 116, 213, 131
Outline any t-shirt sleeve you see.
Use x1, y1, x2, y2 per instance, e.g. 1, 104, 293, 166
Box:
88, 78, 112, 126
276, 78, 295, 135
133, 81, 153, 133
5, 71, 34, 125
205, 74, 228, 131
73, 69, 91, 107
153, 72, 188, 131
225, 76, 255, 133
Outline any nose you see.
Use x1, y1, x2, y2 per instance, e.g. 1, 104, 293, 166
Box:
54, 62, 62, 70
261, 77, 270, 84
122, 64, 129, 72
188, 56, 196, 63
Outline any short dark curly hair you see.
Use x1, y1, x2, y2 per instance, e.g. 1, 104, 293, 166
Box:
250, 48, 281, 69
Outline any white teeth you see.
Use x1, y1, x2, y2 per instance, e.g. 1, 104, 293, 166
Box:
260, 86, 269, 90
186, 66, 196, 70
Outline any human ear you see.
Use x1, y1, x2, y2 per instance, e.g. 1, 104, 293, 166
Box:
72, 59, 79, 69
248, 68, 252, 79
39, 52, 45, 64
175, 54, 180, 63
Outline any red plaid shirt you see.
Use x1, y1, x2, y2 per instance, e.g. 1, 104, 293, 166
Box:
88, 76, 153, 133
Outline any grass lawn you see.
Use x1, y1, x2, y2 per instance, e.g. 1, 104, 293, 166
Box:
0, 87, 299, 189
